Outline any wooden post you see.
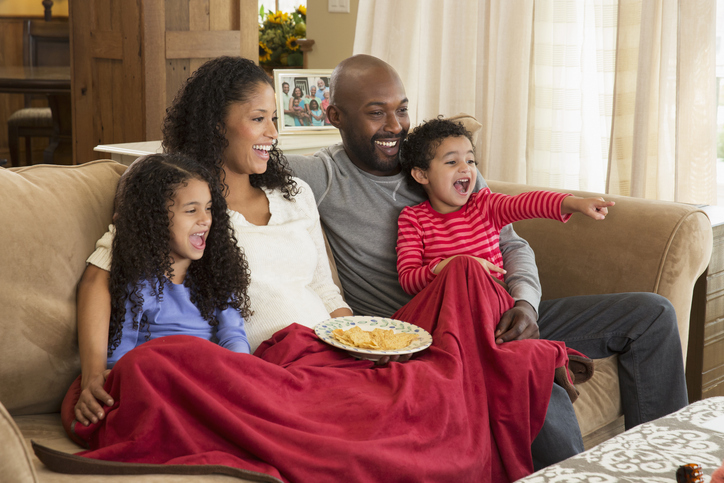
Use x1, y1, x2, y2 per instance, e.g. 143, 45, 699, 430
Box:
240, 1, 258, 62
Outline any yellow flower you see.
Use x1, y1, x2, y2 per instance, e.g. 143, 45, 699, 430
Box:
296, 5, 307, 16
285, 36, 300, 52
259, 42, 272, 63
268, 11, 290, 24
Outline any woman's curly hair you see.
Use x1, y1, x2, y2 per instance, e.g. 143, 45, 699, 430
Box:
108, 153, 252, 355
162, 56, 298, 200
399, 116, 476, 193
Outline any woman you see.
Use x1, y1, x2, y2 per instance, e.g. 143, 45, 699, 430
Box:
74, 56, 352, 427
289, 86, 309, 126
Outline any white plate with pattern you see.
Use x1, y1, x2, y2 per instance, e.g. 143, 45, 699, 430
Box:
314, 316, 432, 361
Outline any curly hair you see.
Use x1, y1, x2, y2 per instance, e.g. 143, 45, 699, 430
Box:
162, 56, 298, 200
108, 153, 252, 355
399, 117, 476, 193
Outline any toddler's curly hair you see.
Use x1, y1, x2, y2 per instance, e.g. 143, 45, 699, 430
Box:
162, 56, 298, 200
108, 153, 252, 355
399, 117, 475, 193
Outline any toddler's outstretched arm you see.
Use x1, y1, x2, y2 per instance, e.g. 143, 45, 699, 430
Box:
562, 196, 615, 220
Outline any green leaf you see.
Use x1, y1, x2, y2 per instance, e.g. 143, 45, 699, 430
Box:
287, 52, 304, 66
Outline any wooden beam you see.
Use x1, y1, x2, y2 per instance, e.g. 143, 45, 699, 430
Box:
165, 30, 241, 59
89, 30, 123, 60
240, 0, 258, 62
143, 0, 166, 141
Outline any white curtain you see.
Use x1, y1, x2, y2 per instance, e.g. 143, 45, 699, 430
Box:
353, 0, 717, 204
528, 0, 617, 192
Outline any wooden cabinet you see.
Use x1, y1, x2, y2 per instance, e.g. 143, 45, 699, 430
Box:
68, 0, 258, 164
687, 206, 724, 402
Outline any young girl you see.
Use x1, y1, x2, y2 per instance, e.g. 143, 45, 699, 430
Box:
308, 99, 325, 126
64, 153, 251, 440
396, 117, 615, 296
107, 152, 251, 363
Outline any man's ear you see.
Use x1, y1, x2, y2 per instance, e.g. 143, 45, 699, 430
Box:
411, 167, 429, 185
327, 105, 342, 128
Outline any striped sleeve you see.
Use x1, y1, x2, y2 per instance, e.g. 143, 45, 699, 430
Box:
396, 207, 439, 296
476, 190, 572, 230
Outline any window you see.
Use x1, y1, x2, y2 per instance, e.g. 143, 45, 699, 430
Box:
259, 0, 306, 15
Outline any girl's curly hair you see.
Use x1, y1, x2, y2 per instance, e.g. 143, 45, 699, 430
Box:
162, 56, 298, 200
108, 153, 252, 355
399, 116, 476, 193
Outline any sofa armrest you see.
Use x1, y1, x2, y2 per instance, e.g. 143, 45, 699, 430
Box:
488, 181, 713, 360
0, 401, 37, 482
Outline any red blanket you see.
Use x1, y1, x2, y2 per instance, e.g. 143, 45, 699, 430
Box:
67, 257, 582, 482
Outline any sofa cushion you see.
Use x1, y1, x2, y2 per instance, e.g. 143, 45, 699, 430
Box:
0, 160, 126, 415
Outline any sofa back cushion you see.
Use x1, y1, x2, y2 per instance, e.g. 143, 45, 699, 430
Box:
0, 160, 126, 415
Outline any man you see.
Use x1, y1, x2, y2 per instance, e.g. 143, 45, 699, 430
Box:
286, 54, 688, 469
280, 81, 295, 127
315, 78, 327, 101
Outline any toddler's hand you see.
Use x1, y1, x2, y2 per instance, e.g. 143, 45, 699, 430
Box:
473, 257, 506, 277
564, 196, 615, 220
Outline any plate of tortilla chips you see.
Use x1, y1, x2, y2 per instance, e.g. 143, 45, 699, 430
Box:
314, 316, 432, 361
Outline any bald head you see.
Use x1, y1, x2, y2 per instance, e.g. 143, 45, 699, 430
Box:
326, 55, 410, 176
329, 54, 403, 107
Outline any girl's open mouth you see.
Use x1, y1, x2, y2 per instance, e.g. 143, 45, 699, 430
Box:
189, 232, 207, 250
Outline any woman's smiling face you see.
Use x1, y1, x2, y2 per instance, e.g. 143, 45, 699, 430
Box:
221, 82, 278, 176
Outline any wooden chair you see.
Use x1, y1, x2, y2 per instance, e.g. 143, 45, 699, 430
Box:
7, 19, 69, 167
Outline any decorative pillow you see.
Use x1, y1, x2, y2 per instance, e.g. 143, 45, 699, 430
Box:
0, 160, 126, 415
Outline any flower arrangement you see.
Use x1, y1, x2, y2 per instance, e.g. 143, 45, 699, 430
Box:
258, 5, 307, 67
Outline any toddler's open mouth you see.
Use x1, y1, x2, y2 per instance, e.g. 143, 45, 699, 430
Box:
454, 178, 470, 195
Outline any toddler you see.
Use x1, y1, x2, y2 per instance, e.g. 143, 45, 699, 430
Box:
397, 117, 614, 296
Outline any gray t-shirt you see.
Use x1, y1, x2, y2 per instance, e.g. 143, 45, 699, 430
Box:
287, 143, 542, 317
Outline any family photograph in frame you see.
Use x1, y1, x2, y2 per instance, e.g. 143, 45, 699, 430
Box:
274, 69, 337, 135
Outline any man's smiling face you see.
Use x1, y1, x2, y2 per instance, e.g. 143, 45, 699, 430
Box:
329, 62, 410, 176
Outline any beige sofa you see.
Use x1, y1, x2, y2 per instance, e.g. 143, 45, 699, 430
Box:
0, 160, 713, 482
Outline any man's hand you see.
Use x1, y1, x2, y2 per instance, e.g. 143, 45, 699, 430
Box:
495, 300, 539, 344
74, 369, 112, 426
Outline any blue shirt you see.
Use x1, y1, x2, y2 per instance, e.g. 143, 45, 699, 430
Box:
108, 280, 250, 367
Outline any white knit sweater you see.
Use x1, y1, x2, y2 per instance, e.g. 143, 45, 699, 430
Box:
88, 178, 349, 352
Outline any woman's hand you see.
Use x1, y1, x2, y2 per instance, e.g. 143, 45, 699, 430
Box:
562, 196, 615, 220
329, 307, 353, 318
375, 353, 413, 366
74, 369, 112, 426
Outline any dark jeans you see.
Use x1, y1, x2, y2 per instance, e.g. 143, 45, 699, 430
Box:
530, 292, 688, 469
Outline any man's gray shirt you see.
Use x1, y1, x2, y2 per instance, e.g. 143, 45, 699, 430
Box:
287, 143, 542, 317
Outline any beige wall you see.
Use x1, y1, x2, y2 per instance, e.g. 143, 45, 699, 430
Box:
306, 0, 358, 69
0, 0, 68, 17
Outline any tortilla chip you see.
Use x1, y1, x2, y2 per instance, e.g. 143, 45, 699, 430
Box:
332, 326, 418, 350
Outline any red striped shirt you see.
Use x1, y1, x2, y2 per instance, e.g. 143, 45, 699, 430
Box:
396, 188, 571, 295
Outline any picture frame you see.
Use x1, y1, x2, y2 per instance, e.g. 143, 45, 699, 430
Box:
274, 69, 337, 135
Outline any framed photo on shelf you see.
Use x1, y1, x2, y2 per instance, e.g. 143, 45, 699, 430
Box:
273, 69, 337, 135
